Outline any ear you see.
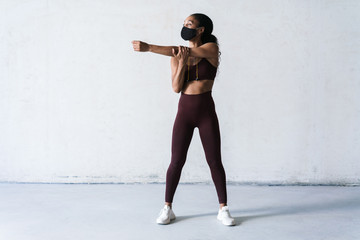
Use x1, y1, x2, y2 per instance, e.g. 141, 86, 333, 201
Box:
198, 26, 205, 34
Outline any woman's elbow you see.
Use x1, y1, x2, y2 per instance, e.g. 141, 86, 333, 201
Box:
172, 87, 181, 93
172, 84, 181, 93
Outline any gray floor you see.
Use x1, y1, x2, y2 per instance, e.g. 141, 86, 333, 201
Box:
0, 183, 359, 240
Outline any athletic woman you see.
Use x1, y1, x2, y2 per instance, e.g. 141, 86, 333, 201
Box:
132, 13, 235, 226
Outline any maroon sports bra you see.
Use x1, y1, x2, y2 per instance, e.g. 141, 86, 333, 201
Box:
184, 58, 217, 82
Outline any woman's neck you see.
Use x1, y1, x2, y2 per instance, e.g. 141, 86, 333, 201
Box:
189, 37, 202, 48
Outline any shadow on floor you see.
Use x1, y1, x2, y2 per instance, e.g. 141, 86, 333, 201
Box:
232, 195, 360, 224
173, 195, 360, 226
174, 211, 240, 226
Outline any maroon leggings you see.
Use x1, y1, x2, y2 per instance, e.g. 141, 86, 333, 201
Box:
165, 91, 227, 204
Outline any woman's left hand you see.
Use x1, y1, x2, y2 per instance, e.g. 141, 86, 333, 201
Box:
172, 46, 189, 65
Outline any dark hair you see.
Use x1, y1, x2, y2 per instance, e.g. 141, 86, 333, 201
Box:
191, 13, 218, 45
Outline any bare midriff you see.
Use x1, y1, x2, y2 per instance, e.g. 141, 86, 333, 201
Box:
181, 79, 214, 95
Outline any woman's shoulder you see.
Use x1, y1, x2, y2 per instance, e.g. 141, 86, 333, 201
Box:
202, 42, 218, 46
201, 42, 219, 50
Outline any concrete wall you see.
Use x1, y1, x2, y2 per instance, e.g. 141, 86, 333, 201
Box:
1, 0, 359, 184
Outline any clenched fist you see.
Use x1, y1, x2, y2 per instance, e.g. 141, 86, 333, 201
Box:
132, 40, 150, 52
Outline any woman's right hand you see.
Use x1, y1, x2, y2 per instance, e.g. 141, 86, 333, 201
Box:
172, 46, 189, 65
132, 40, 150, 52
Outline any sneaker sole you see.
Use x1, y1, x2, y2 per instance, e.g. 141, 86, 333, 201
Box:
223, 221, 236, 226
157, 220, 170, 225
156, 216, 176, 225
217, 216, 236, 226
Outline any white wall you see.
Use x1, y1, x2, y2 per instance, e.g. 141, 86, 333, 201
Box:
1, 0, 359, 184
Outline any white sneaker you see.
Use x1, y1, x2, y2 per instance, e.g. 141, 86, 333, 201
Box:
156, 205, 176, 225
217, 206, 236, 226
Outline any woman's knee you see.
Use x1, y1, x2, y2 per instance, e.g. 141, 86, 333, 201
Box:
207, 158, 224, 171
169, 158, 186, 171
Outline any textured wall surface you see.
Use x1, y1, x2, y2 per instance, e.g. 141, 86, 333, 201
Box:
1, 0, 359, 184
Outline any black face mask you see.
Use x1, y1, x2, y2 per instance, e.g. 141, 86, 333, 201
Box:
181, 26, 198, 41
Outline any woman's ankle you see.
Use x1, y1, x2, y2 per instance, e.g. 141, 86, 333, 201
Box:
219, 203, 227, 209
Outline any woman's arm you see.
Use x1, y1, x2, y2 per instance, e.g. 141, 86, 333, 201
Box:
189, 42, 219, 59
131, 41, 218, 58
171, 46, 189, 93
149, 44, 178, 57
170, 56, 179, 83
171, 60, 186, 93
132, 40, 178, 57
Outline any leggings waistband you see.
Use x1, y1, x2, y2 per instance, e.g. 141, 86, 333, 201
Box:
181, 90, 212, 97
179, 90, 214, 113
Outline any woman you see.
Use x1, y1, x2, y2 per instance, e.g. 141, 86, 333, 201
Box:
132, 13, 235, 226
